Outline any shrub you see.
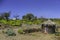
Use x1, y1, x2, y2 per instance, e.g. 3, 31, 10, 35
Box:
18, 29, 25, 34
55, 32, 60, 36
6, 29, 16, 36
1, 20, 7, 24
2, 30, 6, 33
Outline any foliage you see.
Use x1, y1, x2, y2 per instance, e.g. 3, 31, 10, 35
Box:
0, 12, 10, 21
2, 30, 6, 33
1, 13, 60, 27
1, 18, 60, 26
32, 20, 42, 24
7, 20, 22, 26
0, 20, 7, 24
6, 29, 16, 36
22, 13, 35, 21
55, 32, 60, 36
18, 28, 25, 34
2, 12, 10, 21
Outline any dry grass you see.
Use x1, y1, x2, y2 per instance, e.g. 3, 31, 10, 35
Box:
0, 29, 56, 40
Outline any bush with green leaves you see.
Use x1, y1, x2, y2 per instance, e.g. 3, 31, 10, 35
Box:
0, 20, 7, 24
18, 28, 25, 34
2, 30, 6, 33
6, 29, 16, 36
55, 32, 60, 36
9, 20, 22, 26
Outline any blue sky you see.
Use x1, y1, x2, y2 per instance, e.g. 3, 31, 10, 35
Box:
0, 0, 60, 19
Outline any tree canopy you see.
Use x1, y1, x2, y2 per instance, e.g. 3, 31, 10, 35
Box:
0, 12, 10, 21
22, 13, 36, 21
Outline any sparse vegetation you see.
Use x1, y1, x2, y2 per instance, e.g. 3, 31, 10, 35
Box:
55, 32, 60, 36
0, 12, 60, 40
5, 29, 16, 36
18, 28, 25, 34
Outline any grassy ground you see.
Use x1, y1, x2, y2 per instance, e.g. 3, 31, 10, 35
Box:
0, 19, 60, 40
0, 30, 56, 40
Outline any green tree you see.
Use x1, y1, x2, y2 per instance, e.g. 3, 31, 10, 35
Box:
22, 15, 26, 20
0, 13, 4, 20
22, 13, 35, 21
0, 14, 2, 20
2, 12, 10, 21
